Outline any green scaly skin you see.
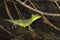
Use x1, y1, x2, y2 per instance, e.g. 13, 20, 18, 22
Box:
5, 14, 41, 31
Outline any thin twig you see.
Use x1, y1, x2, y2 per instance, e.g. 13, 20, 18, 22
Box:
4, 0, 13, 20
24, 0, 28, 3
53, 0, 60, 10
0, 25, 15, 36
28, 0, 37, 9
42, 16, 60, 31
48, 0, 60, 1
16, 0, 60, 16
0, 25, 24, 40
12, 0, 24, 19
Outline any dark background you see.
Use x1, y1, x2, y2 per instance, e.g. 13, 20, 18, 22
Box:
0, 0, 60, 40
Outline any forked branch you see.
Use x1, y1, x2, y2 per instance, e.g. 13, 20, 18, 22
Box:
16, 0, 60, 17
16, 0, 60, 31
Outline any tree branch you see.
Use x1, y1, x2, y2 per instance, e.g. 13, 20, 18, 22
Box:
16, 0, 60, 17
4, 0, 13, 20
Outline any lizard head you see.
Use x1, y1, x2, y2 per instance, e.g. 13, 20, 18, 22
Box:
31, 14, 41, 22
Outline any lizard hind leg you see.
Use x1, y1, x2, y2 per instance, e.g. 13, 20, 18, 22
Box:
12, 23, 17, 29
28, 26, 38, 38
28, 26, 34, 32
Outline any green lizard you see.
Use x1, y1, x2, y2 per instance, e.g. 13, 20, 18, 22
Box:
5, 14, 41, 31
